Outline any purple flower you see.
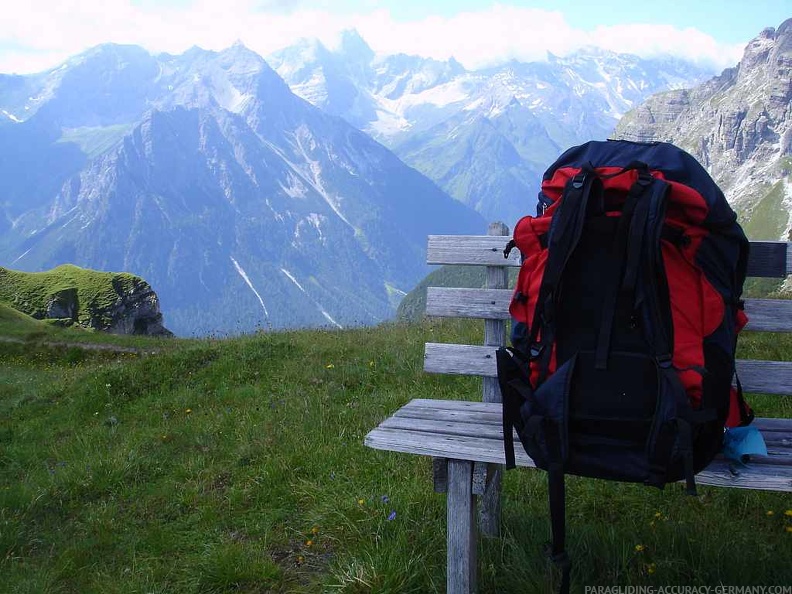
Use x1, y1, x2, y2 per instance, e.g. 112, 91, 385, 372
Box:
387, 510, 397, 521
381, 495, 389, 503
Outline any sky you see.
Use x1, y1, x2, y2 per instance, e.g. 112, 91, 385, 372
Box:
0, 0, 788, 74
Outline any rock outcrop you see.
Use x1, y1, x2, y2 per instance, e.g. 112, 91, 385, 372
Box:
614, 19, 792, 244
0, 265, 172, 336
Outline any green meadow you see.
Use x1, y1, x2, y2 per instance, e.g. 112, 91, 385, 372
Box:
1, 311, 791, 593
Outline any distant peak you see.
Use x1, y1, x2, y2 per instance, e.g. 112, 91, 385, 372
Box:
337, 28, 374, 61
220, 41, 262, 59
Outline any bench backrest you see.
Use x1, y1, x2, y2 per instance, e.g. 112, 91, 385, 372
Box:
423, 224, 792, 401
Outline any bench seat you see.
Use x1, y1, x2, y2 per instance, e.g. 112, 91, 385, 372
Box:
365, 399, 792, 491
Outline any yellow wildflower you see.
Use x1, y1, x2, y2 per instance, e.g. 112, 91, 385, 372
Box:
647, 563, 656, 575
635, 544, 645, 552
786, 526, 792, 534
767, 510, 775, 516
357, 498, 365, 505
311, 526, 319, 535
185, 408, 192, 414
654, 512, 662, 519
305, 539, 313, 547
785, 510, 792, 517
326, 363, 334, 369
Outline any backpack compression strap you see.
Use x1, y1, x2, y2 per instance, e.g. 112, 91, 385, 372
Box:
631, 175, 705, 495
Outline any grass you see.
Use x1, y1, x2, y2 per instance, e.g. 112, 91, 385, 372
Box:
1, 318, 790, 593
0, 264, 147, 329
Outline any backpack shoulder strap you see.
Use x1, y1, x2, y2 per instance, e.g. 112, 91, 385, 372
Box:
529, 169, 603, 380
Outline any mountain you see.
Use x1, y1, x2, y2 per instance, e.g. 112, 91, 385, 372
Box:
0, 43, 485, 336
269, 31, 714, 225
615, 19, 792, 245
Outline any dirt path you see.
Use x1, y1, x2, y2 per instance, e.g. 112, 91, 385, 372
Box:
0, 335, 157, 355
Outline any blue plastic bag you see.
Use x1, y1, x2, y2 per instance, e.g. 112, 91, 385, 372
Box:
722, 426, 768, 464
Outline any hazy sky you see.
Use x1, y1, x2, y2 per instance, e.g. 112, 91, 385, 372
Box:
0, 0, 788, 74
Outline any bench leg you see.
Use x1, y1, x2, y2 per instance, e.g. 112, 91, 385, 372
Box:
447, 459, 477, 594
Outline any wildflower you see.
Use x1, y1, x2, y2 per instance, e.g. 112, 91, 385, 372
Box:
635, 544, 645, 552
326, 363, 334, 369
311, 526, 319, 535
185, 408, 192, 414
647, 563, 656, 575
305, 540, 313, 547
767, 510, 775, 516
785, 510, 792, 517
357, 498, 365, 505
387, 510, 397, 521
381, 495, 390, 504
296, 555, 305, 565
654, 512, 662, 519
786, 526, 792, 534
369, 361, 375, 367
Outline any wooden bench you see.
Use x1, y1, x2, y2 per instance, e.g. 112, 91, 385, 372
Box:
365, 223, 792, 594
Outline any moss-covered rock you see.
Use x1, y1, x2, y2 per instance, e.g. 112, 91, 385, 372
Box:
0, 264, 172, 336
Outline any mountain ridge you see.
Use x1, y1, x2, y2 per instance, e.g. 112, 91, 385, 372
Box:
269, 32, 716, 224
614, 18, 792, 248
0, 42, 485, 336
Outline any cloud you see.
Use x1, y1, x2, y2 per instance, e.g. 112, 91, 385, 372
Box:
0, 1, 747, 74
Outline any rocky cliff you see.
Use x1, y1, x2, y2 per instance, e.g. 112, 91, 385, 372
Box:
0, 264, 172, 336
615, 19, 792, 243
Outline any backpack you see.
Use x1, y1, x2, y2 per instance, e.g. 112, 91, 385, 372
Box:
495, 139, 753, 593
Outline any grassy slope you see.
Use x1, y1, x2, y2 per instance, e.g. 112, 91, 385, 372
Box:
1, 320, 790, 593
0, 264, 144, 327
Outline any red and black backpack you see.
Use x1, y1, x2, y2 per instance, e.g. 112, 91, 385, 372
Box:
496, 139, 753, 592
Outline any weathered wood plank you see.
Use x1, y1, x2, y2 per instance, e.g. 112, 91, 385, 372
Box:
427, 235, 790, 277
403, 398, 792, 421
388, 402, 792, 461
740, 299, 792, 332
380, 415, 504, 439
447, 460, 477, 594
426, 287, 792, 333
369, 396, 792, 487
427, 235, 521, 267
365, 425, 792, 490
737, 360, 792, 396
480, 224, 507, 537
424, 342, 792, 395
387, 404, 502, 425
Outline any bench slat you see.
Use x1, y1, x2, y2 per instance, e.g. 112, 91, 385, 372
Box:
403, 399, 792, 434
427, 236, 791, 277
365, 400, 792, 491
424, 343, 792, 395
426, 287, 792, 333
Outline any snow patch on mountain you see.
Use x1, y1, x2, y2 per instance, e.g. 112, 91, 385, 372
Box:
280, 268, 342, 328
231, 256, 269, 317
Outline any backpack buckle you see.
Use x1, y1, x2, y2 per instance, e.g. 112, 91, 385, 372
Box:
656, 354, 673, 369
